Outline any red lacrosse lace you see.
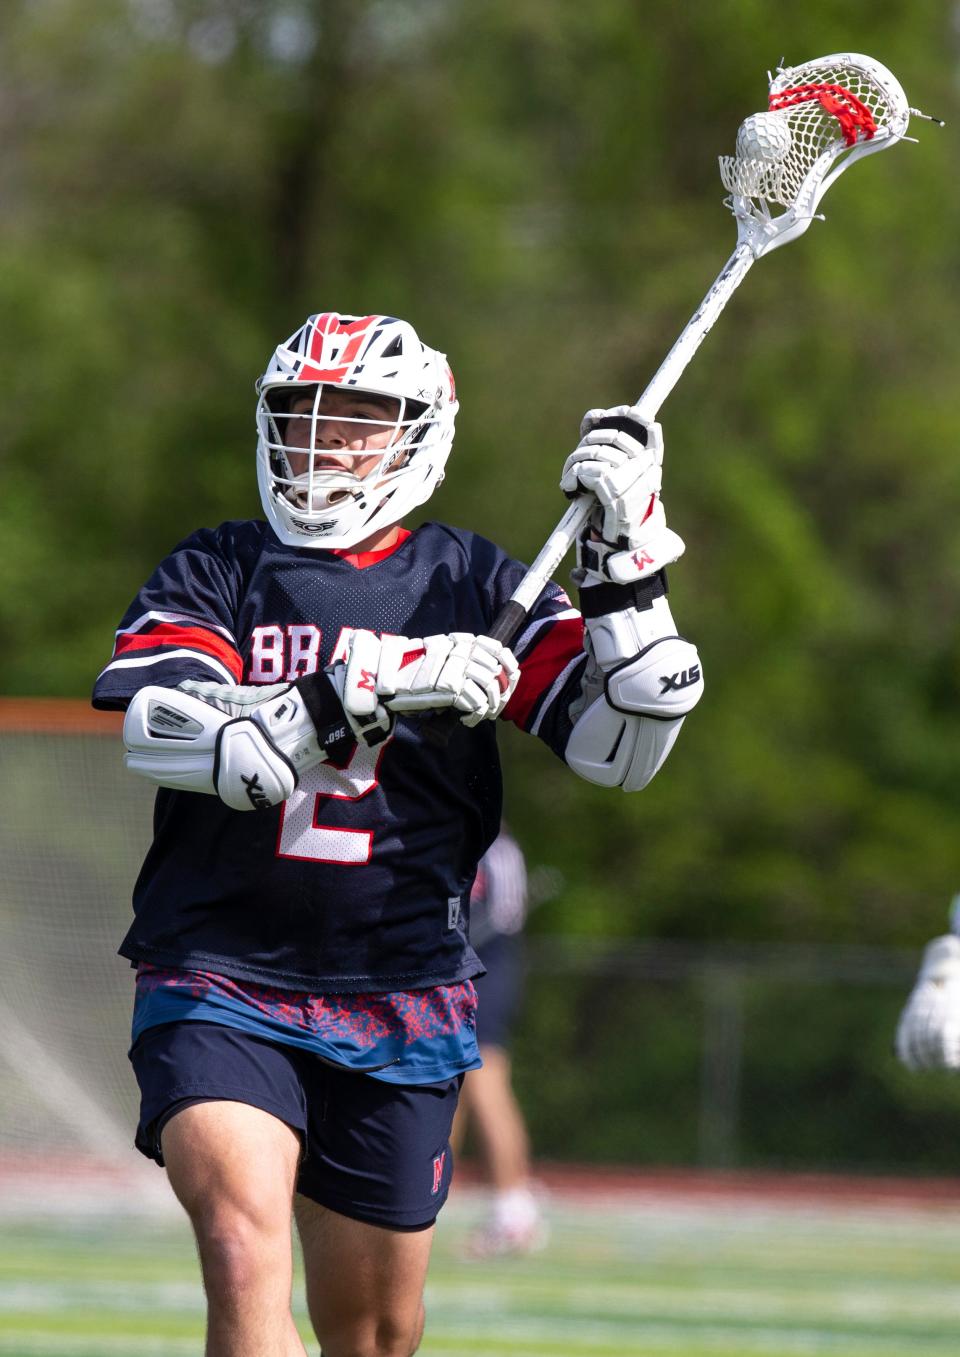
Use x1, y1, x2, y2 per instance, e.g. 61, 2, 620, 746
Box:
769, 83, 877, 147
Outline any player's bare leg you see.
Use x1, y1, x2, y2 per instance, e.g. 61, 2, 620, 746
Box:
458, 1045, 545, 1258
294, 1195, 434, 1357
161, 1101, 307, 1357
460, 1046, 530, 1191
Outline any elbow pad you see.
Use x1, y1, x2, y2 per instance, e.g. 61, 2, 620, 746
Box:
123, 686, 299, 811
565, 699, 685, 792
123, 674, 367, 810
565, 577, 704, 791
123, 688, 230, 795
604, 635, 703, 719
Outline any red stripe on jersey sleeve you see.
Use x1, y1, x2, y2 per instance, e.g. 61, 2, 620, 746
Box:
114, 623, 243, 680
502, 615, 585, 729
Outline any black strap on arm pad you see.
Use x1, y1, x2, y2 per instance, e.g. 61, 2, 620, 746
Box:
294, 670, 357, 763
577, 569, 669, 620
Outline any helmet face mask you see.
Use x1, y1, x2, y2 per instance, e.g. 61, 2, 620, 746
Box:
256, 314, 458, 550
263, 387, 415, 517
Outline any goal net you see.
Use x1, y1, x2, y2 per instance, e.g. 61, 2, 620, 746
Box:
0, 699, 174, 1218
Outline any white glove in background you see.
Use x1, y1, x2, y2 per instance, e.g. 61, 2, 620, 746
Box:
895, 934, 960, 1071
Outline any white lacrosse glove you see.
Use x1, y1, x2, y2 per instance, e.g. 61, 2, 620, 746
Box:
895, 935, 960, 1071
560, 405, 685, 584
334, 630, 520, 728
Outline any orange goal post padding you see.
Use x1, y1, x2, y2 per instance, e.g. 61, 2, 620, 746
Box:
0, 697, 123, 735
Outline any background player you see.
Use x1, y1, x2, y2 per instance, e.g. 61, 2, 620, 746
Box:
93, 311, 703, 1357
452, 825, 546, 1259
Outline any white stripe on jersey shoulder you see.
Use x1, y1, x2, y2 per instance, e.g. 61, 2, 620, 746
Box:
116, 610, 237, 644
530, 652, 587, 738
512, 606, 581, 658
96, 649, 238, 685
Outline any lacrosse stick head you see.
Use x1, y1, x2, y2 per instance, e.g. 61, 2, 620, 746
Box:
719, 53, 912, 256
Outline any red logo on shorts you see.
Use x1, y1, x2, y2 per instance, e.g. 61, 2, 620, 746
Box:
431, 1151, 446, 1195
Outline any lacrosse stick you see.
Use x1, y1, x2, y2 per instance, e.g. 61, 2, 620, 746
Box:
486, 52, 938, 646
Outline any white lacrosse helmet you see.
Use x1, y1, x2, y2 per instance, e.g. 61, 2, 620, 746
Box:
256, 312, 458, 550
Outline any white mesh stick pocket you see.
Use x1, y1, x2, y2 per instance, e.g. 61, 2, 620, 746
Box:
719, 54, 910, 215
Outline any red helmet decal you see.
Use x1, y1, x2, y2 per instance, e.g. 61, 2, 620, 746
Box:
298, 314, 383, 384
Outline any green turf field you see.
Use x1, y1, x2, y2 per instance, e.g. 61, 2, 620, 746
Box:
1, 1186, 959, 1356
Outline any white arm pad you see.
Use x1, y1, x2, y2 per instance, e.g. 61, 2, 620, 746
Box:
213, 719, 298, 811
182, 669, 392, 754
123, 688, 229, 794
123, 687, 298, 811
565, 699, 684, 791
565, 589, 703, 792
604, 635, 703, 719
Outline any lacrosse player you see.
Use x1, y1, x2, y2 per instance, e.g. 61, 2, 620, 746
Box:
92, 311, 703, 1357
452, 825, 546, 1259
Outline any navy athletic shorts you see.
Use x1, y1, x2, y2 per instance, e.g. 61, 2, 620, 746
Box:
129, 1021, 461, 1231
474, 932, 524, 1049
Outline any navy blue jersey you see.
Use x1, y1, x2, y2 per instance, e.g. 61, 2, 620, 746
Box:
93, 520, 586, 992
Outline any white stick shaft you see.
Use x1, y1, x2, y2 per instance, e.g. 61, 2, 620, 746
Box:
502, 242, 756, 633
635, 242, 755, 417
509, 498, 595, 616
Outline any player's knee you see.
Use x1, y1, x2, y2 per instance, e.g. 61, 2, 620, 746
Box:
317, 1300, 425, 1357
192, 1206, 287, 1298
373, 1311, 424, 1357
194, 1223, 259, 1298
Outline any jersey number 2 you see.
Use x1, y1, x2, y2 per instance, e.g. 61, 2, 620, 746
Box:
276, 739, 389, 865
